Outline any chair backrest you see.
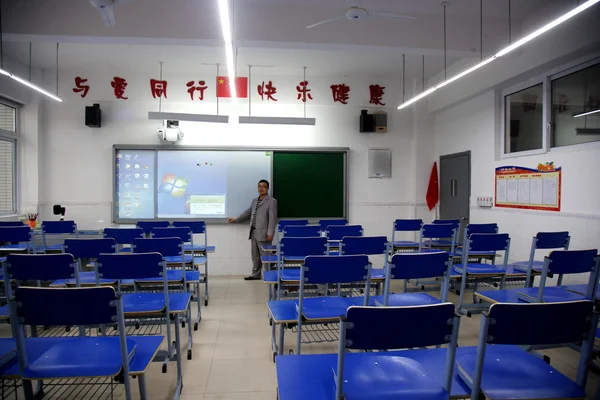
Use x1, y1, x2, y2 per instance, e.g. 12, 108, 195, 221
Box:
173, 220, 206, 234
389, 252, 450, 280
302, 255, 370, 284
466, 233, 510, 252
14, 286, 117, 327
341, 236, 388, 256
279, 237, 327, 258
535, 231, 570, 249
485, 301, 593, 346
545, 249, 598, 275
41, 220, 77, 234
0, 226, 32, 243
103, 228, 144, 245
64, 238, 116, 259
326, 225, 363, 241
97, 253, 163, 280
318, 219, 348, 231
136, 220, 169, 235
282, 225, 321, 238
6, 254, 76, 281
466, 223, 498, 235
421, 223, 455, 239
345, 303, 457, 350
151, 227, 192, 243
132, 237, 182, 257
278, 219, 308, 232
0, 221, 24, 227
393, 219, 423, 232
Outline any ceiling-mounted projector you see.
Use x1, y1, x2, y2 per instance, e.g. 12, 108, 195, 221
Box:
157, 127, 183, 143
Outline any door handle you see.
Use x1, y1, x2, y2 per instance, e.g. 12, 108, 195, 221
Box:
460, 217, 468, 221
450, 180, 458, 197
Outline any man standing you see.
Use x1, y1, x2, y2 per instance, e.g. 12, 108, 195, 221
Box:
228, 179, 277, 280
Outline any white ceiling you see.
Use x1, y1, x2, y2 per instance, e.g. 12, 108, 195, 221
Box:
0, 0, 574, 80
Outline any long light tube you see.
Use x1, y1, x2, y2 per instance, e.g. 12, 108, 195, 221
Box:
0, 68, 62, 102
218, 0, 236, 99
397, 0, 600, 110
573, 108, 600, 118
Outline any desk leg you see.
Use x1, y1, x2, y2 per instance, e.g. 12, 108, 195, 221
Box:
138, 374, 147, 400
174, 315, 184, 396
278, 324, 285, 356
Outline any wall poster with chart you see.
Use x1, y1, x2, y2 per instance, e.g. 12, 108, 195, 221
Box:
495, 162, 561, 212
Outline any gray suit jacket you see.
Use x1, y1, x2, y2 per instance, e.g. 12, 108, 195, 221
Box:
236, 195, 278, 241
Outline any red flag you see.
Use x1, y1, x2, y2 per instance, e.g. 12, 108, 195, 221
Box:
216, 76, 248, 98
426, 162, 439, 211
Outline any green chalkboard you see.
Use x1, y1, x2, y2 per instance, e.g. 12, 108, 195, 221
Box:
273, 151, 346, 218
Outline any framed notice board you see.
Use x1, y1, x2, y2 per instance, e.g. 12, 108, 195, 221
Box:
495, 162, 561, 212
272, 151, 347, 219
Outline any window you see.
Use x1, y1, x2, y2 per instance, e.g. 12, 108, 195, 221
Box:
505, 83, 544, 154
551, 62, 600, 147
0, 99, 17, 214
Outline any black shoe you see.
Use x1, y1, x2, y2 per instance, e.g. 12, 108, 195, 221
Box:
244, 275, 261, 281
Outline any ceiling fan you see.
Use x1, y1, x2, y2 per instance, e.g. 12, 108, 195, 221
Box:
89, 0, 135, 27
306, 0, 416, 29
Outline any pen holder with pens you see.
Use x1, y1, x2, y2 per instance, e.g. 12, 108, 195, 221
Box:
26, 213, 38, 229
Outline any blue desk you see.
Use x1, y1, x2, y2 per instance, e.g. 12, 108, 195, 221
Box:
475, 287, 589, 304
276, 348, 471, 400
261, 244, 277, 253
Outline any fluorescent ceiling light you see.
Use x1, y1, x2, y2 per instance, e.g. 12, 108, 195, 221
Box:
0, 68, 62, 102
148, 111, 229, 123
218, 0, 236, 99
239, 116, 316, 125
397, 0, 600, 110
573, 108, 600, 118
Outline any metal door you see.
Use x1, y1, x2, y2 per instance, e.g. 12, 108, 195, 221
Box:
439, 152, 471, 242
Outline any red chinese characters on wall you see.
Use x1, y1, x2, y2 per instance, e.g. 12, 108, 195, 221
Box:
296, 80, 313, 103
369, 84, 385, 106
150, 79, 168, 99
330, 84, 350, 104
111, 77, 129, 100
257, 81, 278, 101
72, 77, 90, 98
186, 80, 208, 101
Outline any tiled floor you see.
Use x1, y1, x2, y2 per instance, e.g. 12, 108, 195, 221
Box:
3, 276, 600, 399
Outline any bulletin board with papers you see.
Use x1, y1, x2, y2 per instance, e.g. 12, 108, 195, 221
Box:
495, 163, 561, 212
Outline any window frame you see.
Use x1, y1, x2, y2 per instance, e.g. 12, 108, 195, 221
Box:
500, 52, 600, 158
0, 98, 19, 215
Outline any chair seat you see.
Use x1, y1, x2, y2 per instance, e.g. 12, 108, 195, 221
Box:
263, 270, 278, 284
423, 239, 454, 247
517, 287, 589, 303
373, 293, 441, 307
393, 241, 420, 248
119, 248, 132, 253
0, 304, 8, 320
164, 255, 193, 264
371, 268, 385, 280
454, 249, 497, 257
183, 243, 206, 252
281, 268, 301, 282
454, 263, 505, 275
23, 337, 136, 379
335, 355, 447, 400
456, 345, 585, 399
42, 244, 64, 252
186, 270, 204, 282
267, 300, 298, 323
300, 296, 369, 321
122, 293, 191, 314
512, 260, 544, 272
0, 244, 28, 252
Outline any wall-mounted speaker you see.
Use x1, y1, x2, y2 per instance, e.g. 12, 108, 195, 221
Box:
360, 110, 375, 133
374, 112, 387, 133
85, 104, 101, 128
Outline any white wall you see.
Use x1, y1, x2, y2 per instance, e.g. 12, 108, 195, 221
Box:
32, 70, 420, 275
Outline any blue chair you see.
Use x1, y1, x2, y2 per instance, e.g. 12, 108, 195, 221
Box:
274, 237, 328, 300
431, 219, 460, 246
136, 220, 169, 236
517, 249, 599, 303
511, 231, 570, 287
277, 220, 308, 241
419, 223, 457, 253
326, 225, 363, 247
282, 225, 322, 238
456, 301, 597, 400
103, 227, 144, 253
296, 254, 371, 354
340, 236, 389, 283
53, 238, 116, 286
457, 223, 498, 256
318, 219, 347, 232
173, 220, 211, 306
391, 219, 423, 251
41, 220, 78, 252
334, 303, 460, 400
454, 233, 510, 314
6, 286, 136, 399
375, 251, 452, 307
97, 252, 189, 380
0, 226, 35, 253
0, 221, 24, 226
